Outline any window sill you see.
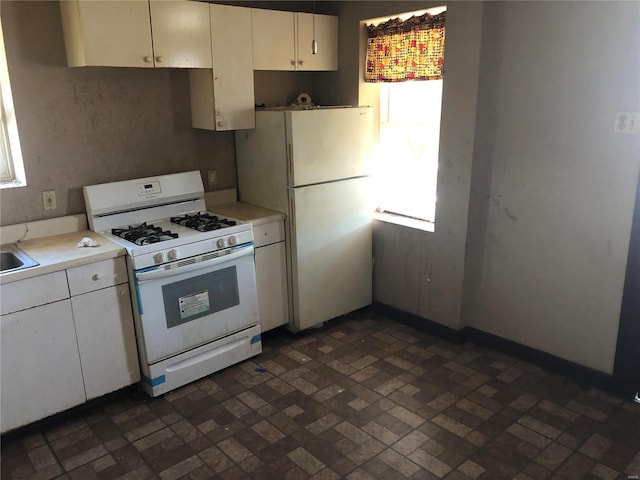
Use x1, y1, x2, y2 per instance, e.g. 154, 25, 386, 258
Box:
0, 180, 26, 190
372, 211, 435, 232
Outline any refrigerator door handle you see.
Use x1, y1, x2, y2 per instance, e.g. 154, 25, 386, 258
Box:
287, 143, 293, 184
289, 195, 296, 226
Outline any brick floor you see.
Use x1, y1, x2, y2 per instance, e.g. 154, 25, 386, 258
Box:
2, 310, 640, 479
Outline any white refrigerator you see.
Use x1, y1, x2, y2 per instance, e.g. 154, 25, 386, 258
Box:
235, 106, 374, 331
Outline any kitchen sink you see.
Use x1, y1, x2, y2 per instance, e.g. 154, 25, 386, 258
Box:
0, 244, 39, 273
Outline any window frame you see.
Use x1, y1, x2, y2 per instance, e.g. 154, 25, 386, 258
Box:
0, 19, 26, 189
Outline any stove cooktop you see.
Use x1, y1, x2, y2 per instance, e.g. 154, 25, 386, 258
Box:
83, 173, 254, 269
111, 214, 240, 246
170, 212, 237, 232
112, 223, 179, 246
101, 210, 253, 270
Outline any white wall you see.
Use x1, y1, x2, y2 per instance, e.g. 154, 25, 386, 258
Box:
463, 1, 640, 374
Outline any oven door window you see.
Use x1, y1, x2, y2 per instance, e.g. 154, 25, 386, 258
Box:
162, 266, 239, 328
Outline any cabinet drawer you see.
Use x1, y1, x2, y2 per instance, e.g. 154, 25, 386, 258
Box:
67, 257, 128, 296
1, 271, 69, 315
253, 220, 285, 248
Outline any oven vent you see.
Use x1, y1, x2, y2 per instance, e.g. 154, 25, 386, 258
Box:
201, 252, 220, 262
174, 258, 197, 268
165, 251, 225, 270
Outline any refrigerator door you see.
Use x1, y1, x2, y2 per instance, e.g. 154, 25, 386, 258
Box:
287, 107, 374, 187
288, 176, 372, 331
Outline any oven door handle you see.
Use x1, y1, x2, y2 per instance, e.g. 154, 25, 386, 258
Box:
135, 245, 254, 283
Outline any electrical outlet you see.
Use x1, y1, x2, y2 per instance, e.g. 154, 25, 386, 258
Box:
207, 169, 218, 186
614, 112, 640, 134
42, 190, 57, 210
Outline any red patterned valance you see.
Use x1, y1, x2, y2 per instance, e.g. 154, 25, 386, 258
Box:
365, 11, 446, 83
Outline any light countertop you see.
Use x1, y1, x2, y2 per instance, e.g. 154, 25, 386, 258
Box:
1, 230, 125, 284
209, 202, 286, 226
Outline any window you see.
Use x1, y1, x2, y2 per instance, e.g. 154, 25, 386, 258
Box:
0, 19, 26, 188
366, 7, 445, 225
374, 79, 442, 223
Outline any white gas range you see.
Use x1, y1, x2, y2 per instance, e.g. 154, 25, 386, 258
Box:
84, 171, 261, 397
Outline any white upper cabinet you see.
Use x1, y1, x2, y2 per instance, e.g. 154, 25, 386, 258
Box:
251, 9, 296, 71
59, 0, 212, 68
295, 13, 338, 71
251, 9, 338, 71
189, 4, 255, 131
148, 0, 212, 68
59, 1, 153, 67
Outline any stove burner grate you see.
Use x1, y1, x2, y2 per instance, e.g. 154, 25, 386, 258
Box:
112, 223, 179, 246
171, 213, 237, 232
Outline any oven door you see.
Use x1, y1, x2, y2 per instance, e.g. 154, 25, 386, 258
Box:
132, 244, 258, 364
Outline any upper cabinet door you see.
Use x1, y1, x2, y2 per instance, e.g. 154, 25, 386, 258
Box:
189, 4, 255, 131
210, 4, 255, 130
295, 13, 338, 71
251, 9, 296, 71
60, 0, 154, 67
149, 0, 212, 68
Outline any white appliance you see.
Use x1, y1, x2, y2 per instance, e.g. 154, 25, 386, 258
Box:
235, 106, 374, 331
83, 171, 261, 397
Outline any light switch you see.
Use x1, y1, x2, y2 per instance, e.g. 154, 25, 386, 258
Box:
614, 112, 640, 134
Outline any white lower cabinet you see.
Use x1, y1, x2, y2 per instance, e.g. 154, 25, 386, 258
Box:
255, 242, 288, 332
1, 300, 86, 433
71, 285, 139, 400
0, 256, 139, 433
68, 257, 140, 401
254, 220, 289, 332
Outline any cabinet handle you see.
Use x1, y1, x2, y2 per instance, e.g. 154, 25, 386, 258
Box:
217, 121, 224, 127
299, 60, 305, 66
290, 60, 296, 66
155, 56, 164, 63
91, 274, 101, 281
143, 56, 153, 63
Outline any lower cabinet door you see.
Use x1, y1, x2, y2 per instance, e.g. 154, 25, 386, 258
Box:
255, 242, 289, 332
72, 285, 140, 400
1, 300, 86, 433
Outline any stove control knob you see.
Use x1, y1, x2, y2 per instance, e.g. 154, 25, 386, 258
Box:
154, 252, 165, 264
228, 235, 238, 246
168, 249, 179, 261
217, 238, 226, 248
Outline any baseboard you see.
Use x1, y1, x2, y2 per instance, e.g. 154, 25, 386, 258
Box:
465, 327, 612, 391
372, 302, 465, 344
373, 302, 613, 393
0, 385, 140, 441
